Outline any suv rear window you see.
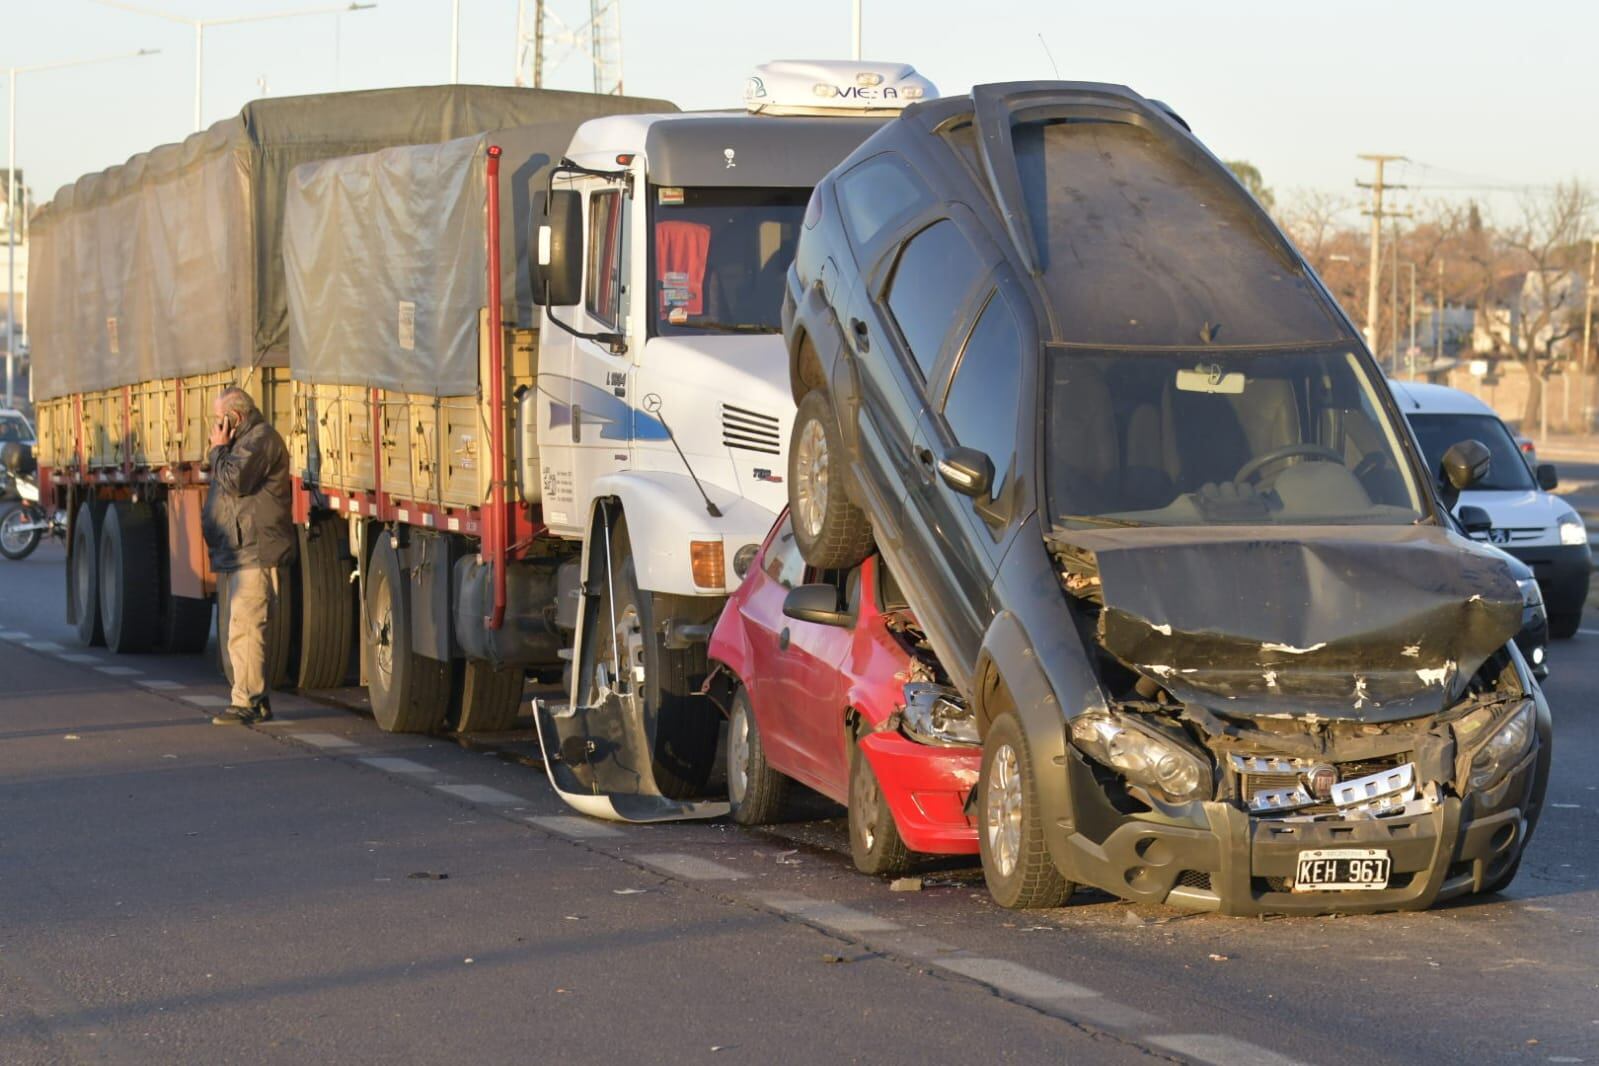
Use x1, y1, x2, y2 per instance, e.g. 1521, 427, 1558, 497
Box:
837, 154, 929, 248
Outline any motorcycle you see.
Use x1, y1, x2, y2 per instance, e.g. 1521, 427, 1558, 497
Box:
0, 444, 65, 561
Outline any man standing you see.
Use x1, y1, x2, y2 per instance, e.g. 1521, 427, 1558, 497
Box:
203, 386, 295, 725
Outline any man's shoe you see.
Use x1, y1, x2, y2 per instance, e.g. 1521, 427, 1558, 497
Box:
212, 706, 254, 725
253, 705, 274, 723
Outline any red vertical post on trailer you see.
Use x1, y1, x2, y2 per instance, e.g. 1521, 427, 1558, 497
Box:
484, 144, 507, 630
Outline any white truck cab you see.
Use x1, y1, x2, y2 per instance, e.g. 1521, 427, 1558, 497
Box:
529, 61, 936, 819
1390, 379, 1591, 637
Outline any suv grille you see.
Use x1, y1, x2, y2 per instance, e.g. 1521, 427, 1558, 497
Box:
1233, 752, 1412, 816
722, 404, 781, 455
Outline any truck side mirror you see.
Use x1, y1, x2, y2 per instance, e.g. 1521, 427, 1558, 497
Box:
1456, 504, 1493, 535
1440, 439, 1491, 492
531, 189, 582, 307
1535, 462, 1558, 491
783, 583, 851, 628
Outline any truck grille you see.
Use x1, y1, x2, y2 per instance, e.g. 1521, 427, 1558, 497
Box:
722, 404, 781, 455
1232, 752, 1412, 816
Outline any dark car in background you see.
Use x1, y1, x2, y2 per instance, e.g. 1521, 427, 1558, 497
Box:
778, 80, 1550, 914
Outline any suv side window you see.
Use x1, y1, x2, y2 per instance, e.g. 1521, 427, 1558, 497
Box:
762, 518, 807, 589
837, 154, 930, 249
942, 288, 1024, 499
884, 220, 983, 380
585, 189, 626, 327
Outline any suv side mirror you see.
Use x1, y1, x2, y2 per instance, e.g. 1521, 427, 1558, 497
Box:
1535, 462, 1558, 491
1456, 504, 1493, 535
783, 583, 851, 627
937, 447, 994, 498
531, 189, 582, 307
1440, 439, 1491, 491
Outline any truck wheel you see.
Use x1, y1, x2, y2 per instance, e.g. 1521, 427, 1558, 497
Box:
452, 659, 525, 733
1547, 611, 1582, 640
727, 685, 789, 825
365, 537, 450, 733
849, 739, 910, 876
789, 389, 873, 569
70, 501, 105, 647
979, 713, 1073, 909
161, 596, 214, 654
592, 516, 721, 798
99, 501, 162, 654
295, 514, 354, 689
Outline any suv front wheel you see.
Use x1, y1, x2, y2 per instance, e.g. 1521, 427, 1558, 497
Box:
789, 389, 873, 569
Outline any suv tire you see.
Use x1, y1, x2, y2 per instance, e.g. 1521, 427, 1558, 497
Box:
979, 713, 1073, 909
789, 389, 872, 569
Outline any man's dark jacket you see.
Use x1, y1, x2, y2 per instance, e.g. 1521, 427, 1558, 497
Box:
203, 411, 295, 573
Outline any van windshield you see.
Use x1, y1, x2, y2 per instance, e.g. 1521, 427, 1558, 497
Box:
649, 186, 808, 337
1406, 413, 1534, 492
1046, 346, 1426, 527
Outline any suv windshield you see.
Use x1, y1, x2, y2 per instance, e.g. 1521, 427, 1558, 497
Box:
1406, 413, 1534, 492
650, 187, 807, 337
1046, 346, 1425, 527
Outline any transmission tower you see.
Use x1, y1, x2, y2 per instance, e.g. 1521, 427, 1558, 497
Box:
516, 0, 624, 95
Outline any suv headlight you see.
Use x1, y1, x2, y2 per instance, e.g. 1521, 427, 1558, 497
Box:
900, 683, 979, 747
1458, 700, 1537, 792
1516, 577, 1543, 610
1557, 513, 1587, 546
1070, 710, 1208, 803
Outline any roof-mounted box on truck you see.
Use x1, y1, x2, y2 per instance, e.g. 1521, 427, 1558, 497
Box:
742, 60, 937, 116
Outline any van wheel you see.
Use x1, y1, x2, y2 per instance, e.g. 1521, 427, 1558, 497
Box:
849, 739, 910, 876
452, 659, 525, 733
789, 389, 872, 569
70, 501, 105, 647
1547, 611, 1581, 640
365, 537, 450, 733
99, 501, 162, 654
979, 713, 1073, 909
727, 685, 788, 825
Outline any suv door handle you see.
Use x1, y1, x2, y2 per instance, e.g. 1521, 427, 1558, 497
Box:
916, 447, 936, 475
849, 318, 870, 352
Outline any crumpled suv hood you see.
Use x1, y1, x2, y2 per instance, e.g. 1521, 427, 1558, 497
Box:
1048, 524, 1522, 722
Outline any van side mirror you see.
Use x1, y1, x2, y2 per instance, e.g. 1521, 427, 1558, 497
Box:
1440, 439, 1491, 492
1535, 462, 1558, 491
531, 189, 582, 307
1456, 505, 1493, 535
937, 447, 994, 498
783, 583, 851, 628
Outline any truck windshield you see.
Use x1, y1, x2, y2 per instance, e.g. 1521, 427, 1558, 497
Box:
1046, 346, 1426, 527
649, 187, 808, 336
1406, 412, 1535, 492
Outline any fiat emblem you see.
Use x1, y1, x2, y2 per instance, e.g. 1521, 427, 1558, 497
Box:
1304, 764, 1338, 802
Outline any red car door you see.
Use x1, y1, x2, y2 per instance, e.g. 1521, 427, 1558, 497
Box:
738, 518, 810, 777
771, 566, 857, 799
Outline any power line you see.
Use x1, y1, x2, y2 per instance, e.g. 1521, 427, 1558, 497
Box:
1357, 154, 1413, 368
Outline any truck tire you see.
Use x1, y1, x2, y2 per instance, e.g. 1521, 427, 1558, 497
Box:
727, 685, 789, 825
295, 514, 354, 689
161, 595, 214, 654
365, 537, 450, 733
978, 713, 1074, 910
99, 501, 162, 654
591, 515, 721, 798
216, 566, 294, 690
452, 659, 525, 734
70, 501, 106, 647
789, 388, 873, 569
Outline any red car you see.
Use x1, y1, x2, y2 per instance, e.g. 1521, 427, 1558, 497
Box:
708, 511, 981, 875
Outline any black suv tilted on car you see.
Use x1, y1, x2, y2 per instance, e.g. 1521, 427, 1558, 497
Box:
780, 81, 1551, 914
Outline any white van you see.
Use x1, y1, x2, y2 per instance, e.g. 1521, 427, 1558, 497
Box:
1390, 380, 1591, 637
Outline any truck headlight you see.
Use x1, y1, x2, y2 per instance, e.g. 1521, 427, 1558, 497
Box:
1461, 700, 1537, 791
1070, 710, 1208, 803
1516, 577, 1543, 609
900, 683, 979, 747
1557, 513, 1587, 546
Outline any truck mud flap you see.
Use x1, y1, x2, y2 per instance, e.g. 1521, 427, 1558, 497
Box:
534, 696, 728, 822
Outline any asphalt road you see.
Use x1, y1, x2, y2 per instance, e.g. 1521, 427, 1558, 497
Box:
1, 540, 1595, 1066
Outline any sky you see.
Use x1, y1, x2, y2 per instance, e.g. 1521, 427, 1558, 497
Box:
5, 0, 1597, 223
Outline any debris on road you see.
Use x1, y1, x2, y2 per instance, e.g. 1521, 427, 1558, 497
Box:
890, 877, 923, 892
407, 871, 449, 880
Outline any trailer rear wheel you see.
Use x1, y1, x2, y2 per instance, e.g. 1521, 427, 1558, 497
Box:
365, 537, 450, 733
99, 501, 162, 654
451, 659, 525, 734
294, 514, 354, 689
69, 501, 105, 647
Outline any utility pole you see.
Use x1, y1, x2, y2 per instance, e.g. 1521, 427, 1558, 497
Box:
1436, 258, 1445, 365
852, 0, 862, 60
1582, 236, 1597, 433
1389, 218, 1400, 372
1357, 154, 1408, 365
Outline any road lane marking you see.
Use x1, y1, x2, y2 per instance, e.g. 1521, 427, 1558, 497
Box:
136, 679, 185, 691
1551, 803, 1582, 809
1150, 1034, 1309, 1066
54, 653, 103, 664
434, 784, 527, 806
93, 665, 143, 676
25, 641, 65, 652
937, 956, 1098, 1000
527, 815, 625, 839
758, 893, 901, 932
290, 732, 359, 749
636, 853, 749, 881
0, 630, 31, 640
182, 694, 232, 708
358, 756, 437, 775
1578, 628, 1599, 637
